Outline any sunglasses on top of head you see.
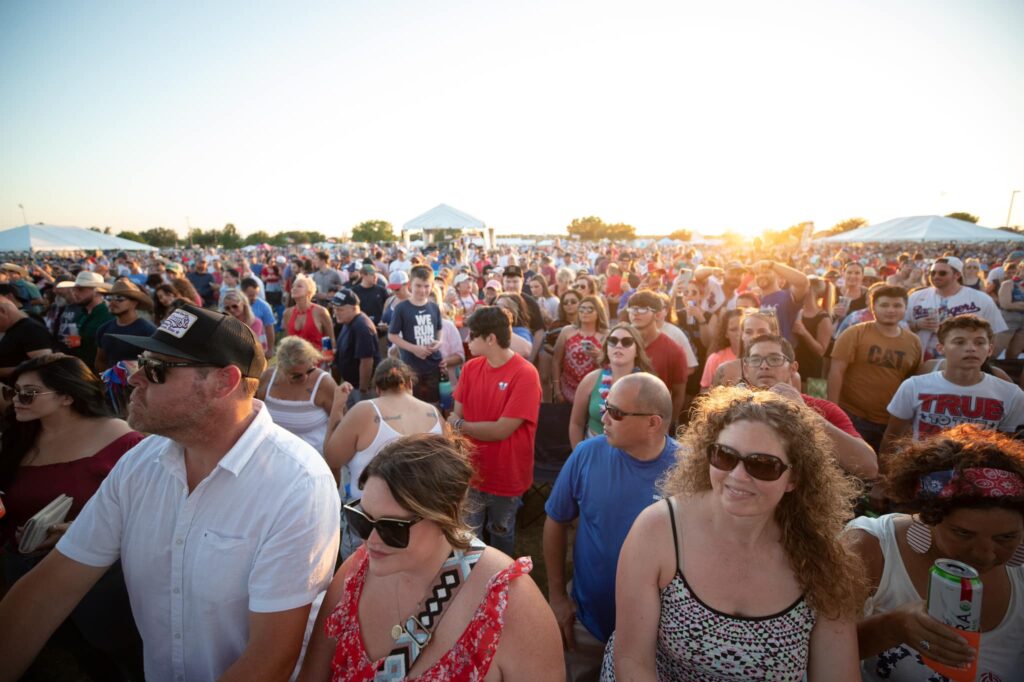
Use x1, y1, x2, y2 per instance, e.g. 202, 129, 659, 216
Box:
707, 443, 790, 482
136, 355, 217, 384
343, 500, 423, 549
1, 385, 57, 405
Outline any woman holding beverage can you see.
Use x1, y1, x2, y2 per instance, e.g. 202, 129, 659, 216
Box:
847, 423, 1024, 680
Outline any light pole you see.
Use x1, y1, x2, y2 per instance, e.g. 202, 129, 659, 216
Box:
1009, 191, 1021, 228
18, 204, 27, 224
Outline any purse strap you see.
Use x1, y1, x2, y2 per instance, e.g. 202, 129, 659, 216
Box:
375, 537, 486, 680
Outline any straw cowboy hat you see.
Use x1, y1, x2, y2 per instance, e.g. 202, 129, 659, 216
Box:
106, 279, 153, 309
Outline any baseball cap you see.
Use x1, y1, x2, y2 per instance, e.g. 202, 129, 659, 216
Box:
360, 263, 377, 275
388, 270, 409, 290
940, 257, 964, 275
1, 263, 28, 277
110, 303, 266, 379
503, 265, 523, 278
275, 255, 287, 264
165, 262, 183, 273
331, 288, 359, 307
453, 273, 471, 285
484, 279, 502, 291
725, 260, 748, 272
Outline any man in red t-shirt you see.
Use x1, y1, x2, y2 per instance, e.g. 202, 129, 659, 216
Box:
742, 334, 878, 480
626, 290, 688, 424
450, 306, 541, 555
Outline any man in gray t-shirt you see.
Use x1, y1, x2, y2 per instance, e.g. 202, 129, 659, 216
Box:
310, 250, 344, 305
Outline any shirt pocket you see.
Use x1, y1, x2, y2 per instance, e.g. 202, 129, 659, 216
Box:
193, 530, 254, 603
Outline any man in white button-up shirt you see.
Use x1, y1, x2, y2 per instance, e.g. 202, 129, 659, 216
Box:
0, 304, 340, 681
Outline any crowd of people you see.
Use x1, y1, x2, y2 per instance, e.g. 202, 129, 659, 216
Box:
0, 235, 1022, 681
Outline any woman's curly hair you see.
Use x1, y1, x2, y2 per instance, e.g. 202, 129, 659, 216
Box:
884, 423, 1024, 524
663, 385, 868, 620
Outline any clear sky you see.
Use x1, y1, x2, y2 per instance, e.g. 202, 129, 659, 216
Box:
2, 0, 1022, 238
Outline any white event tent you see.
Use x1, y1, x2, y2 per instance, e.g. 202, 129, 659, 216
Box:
402, 204, 493, 249
818, 215, 1024, 243
0, 224, 158, 253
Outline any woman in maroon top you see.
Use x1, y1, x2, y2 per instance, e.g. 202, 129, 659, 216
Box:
0, 353, 144, 679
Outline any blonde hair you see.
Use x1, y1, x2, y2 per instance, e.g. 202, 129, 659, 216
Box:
276, 336, 323, 371
664, 386, 868, 620
291, 273, 317, 299
221, 290, 255, 325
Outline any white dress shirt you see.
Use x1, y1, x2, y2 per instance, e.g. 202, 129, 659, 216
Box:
58, 401, 340, 682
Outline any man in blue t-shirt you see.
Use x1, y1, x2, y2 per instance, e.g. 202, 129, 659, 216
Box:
332, 289, 380, 404
387, 265, 443, 403
544, 373, 676, 681
95, 279, 157, 371
752, 259, 809, 343
242, 278, 276, 358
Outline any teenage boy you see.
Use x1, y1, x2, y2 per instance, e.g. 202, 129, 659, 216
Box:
625, 290, 688, 423
751, 259, 809, 342
449, 306, 541, 556
882, 315, 1024, 452
828, 285, 921, 451
388, 265, 443, 403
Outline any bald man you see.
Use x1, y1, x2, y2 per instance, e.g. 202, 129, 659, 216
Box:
543, 373, 676, 681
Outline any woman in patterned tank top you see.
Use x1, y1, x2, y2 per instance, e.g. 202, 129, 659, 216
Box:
604, 386, 868, 681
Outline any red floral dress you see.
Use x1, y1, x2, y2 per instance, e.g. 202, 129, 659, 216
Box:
560, 331, 601, 401
325, 548, 533, 681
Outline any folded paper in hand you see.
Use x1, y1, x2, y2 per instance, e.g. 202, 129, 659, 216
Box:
18, 494, 73, 554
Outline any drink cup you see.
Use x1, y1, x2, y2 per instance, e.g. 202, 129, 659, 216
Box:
922, 559, 981, 682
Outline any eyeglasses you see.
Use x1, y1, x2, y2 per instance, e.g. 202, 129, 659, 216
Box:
226, 303, 242, 311
606, 336, 636, 348
136, 355, 217, 384
707, 443, 791, 482
288, 367, 315, 382
578, 305, 596, 314
1, 385, 57, 405
628, 306, 653, 315
742, 353, 789, 368
929, 270, 951, 277
105, 295, 128, 303
343, 500, 423, 549
602, 402, 657, 421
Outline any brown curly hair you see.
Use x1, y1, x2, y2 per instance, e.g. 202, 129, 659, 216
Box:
884, 423, 1024, 525
663, 385, 868, 620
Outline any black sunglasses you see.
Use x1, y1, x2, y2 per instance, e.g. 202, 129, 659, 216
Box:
105, 295, 128, 303
707, 443, 791, 482
1, 385, 57, 405
602, 402, 657, 421
606, 336, 636, 348
136, 356, 217, 385
343, 500, 423, 549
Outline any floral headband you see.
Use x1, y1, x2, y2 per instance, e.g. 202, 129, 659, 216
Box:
917, 467, 1024, 500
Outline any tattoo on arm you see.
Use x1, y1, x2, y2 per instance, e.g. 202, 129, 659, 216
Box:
382, 415, 401, 421
374, 416, 380, 424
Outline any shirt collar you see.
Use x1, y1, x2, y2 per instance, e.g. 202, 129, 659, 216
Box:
156, 400, 273, 480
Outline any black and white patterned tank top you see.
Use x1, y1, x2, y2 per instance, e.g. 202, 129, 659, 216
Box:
600, 499, 816, 681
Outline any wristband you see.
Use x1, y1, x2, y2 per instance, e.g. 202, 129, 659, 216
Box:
454, 418, 465, 432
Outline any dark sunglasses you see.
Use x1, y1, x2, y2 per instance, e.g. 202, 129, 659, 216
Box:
606, 336, 636, 348
105, 295, 128, 303
288, 367, 315, 382
1, 385, 57, 405
343, 500, 423, 549
136, 355, 217, 385
707, 443, 790, 482
602, 402, 656, 421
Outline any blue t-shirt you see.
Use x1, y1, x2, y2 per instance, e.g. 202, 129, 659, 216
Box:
761, 288, 799, 342
96, 317, 158, 367
544, 435, 677, 642
388, 299, 442, 375
250, 297, 276, 330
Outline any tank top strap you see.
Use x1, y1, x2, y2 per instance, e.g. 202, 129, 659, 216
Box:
666, 497, 681, 574
309, 370, 328, 403
368, 399, 385, 421
268, 366, 279, 387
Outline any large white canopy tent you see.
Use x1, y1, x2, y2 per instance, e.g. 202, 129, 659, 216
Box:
817, 215, 1024, 243
402, 204, 492, 249
0, 224, 159, 253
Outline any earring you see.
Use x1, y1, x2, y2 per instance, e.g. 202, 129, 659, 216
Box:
907, 516, 932, 554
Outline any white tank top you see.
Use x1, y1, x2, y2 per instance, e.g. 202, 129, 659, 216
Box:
347, 400, 443, 500
848, 514, 1024, 681
264, 368, 330, 455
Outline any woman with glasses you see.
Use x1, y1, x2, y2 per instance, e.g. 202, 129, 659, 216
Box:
324, 359, 444, 559
553, 295, 609, 404
299, 432, 564, 681
0, 354, 143, 679
847, 424, 1024, 680
222, 290, 267, 355
284, 273, 335, 349
573, 275, 600, 299
255, 336, 336, 454
604, 386, 865, 681
569, 324, 652, 448
962, 257, 986, 291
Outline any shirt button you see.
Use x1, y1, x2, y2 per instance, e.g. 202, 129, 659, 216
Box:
173, 587, 180, 594
175, 539, 183, 545
175, 632, 182, 639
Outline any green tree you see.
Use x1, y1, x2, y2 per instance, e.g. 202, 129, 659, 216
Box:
220, 223, 243, 249
946, 212, 979, 223
352, 220, 396, 243
566, 216, 606, 240
669, 229, 693, 241
603, 222, 636, 241
243, 230, 273, 246
88, 227, 102, 233
138, 227, 180, 248
817, 217, 867, 238
117, 230, 145, 243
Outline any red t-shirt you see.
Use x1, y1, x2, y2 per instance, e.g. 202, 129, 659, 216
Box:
644, 332, 688, 389
801, 394, 861, 438
453, 353, 541, 496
